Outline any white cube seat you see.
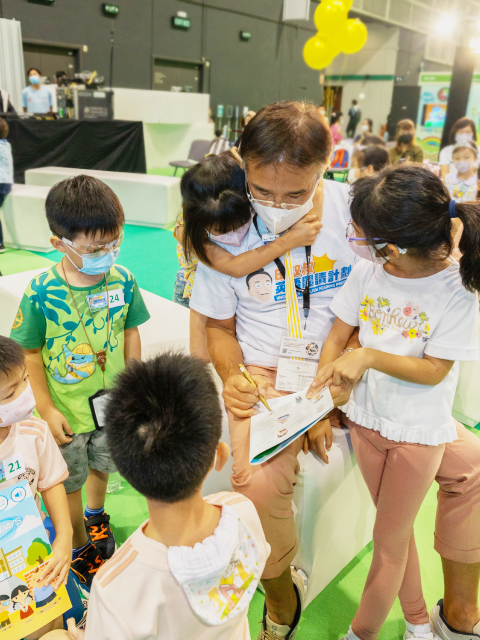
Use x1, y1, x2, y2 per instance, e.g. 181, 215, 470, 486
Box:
0, 185, 52, 252
25, 167, 181, 228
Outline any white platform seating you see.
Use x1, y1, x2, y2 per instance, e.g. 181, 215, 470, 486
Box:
453, 322, 480, 428
0, 185, 52, 252
0, 268, 375, 607
25, 167, 181, 229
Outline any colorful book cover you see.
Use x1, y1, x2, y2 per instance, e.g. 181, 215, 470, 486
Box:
0, 480, 71, 640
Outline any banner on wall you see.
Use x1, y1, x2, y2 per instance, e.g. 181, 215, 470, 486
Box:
417, 72, 480, 161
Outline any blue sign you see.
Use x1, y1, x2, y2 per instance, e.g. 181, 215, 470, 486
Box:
422, 92, 434, 103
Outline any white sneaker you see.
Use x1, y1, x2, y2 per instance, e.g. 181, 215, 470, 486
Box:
256, 567, 307, 640
404, 629, 441, 640
430, 600, 480, 640
290, 566, 308, 602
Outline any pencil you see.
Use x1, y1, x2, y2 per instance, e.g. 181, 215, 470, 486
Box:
239, 364, 272, 412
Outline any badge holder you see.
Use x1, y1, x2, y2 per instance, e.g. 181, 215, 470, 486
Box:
275, 332, 323, 393
88, 389, 112, 430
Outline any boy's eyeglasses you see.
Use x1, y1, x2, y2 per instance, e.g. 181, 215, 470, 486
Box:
62, 230, 124, 257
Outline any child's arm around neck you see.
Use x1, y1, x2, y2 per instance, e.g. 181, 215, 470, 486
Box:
204, 214, 322, 278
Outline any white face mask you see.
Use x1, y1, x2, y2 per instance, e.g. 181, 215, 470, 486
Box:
347, 169, 358, 184
453, 160, 474, 174
247, 176, 321, 235
361, 124, 369, 132
455, 132, 474, 144
0, 383, 36, 427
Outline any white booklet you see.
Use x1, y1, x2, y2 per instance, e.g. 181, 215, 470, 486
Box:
249, 386, 334, 465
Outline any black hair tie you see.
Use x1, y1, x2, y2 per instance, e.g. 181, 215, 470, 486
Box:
449, 200, 457, 219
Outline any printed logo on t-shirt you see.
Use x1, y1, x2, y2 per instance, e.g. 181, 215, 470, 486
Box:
360, 295, 430, 342
245, 254, 353, 304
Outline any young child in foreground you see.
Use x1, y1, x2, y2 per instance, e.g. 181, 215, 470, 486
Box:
0, 337, 87, 638
50, 352, 270, 640
10, 175, 150, 587
307, 165, 480, 640
173, 153, 321, 360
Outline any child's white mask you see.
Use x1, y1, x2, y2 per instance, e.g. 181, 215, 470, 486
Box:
168, 504, 260, 626
0, 383, 35, 427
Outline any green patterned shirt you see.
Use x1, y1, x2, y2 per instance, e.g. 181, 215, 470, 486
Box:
11, 264, 150, 434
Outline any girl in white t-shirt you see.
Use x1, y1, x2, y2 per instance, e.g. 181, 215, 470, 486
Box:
307, 165, 480, 640
444, 141, 479, 203
174, 153, 321, 360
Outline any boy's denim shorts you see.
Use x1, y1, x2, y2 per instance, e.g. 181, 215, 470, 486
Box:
60, 429, 117, 494
172, 268, 190, 309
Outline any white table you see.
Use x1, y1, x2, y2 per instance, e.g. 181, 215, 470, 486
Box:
25, 167, 181, 229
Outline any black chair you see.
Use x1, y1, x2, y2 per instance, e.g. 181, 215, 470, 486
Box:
169, 140, 212, 176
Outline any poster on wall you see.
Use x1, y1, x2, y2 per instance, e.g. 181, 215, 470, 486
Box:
417, 73, 480, 161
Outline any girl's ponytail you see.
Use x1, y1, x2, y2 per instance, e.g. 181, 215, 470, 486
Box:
455, 200, 480, 292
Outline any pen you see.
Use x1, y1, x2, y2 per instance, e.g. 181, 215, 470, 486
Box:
239, 364, 272, 412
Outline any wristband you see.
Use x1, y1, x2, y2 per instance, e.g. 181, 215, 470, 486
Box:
339, 347, 355, 357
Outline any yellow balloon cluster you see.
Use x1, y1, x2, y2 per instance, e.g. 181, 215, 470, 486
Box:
303, 0, 367, 70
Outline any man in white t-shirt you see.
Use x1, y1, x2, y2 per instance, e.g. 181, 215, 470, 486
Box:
190, 101, 356, 640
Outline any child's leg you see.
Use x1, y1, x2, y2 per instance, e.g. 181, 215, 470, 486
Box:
172, 268, 190, 308
85, 468, 108, 510
26, 614, 63, 639
398, 532, 430, 625
190, 309, 210, 362
348, 422, 445, 640
434, 421, 480, 632
67, 489, 88, 549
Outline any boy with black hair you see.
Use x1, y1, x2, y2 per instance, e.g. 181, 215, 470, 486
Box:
75, 353, 270, 640
10, 175, 150, 587
0, 116, 13, 253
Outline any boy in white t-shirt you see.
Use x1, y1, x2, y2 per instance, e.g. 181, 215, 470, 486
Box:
0, 336, 77, 637
56, 352, 270, 640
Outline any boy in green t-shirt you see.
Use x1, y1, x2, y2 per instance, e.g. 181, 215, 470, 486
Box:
10, 175, 150, 588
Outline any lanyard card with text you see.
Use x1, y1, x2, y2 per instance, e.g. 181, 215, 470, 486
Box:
0, 480, 71, 640
86, 288, 125, 313
275, 336, 322, 393
250, 385, 333, 465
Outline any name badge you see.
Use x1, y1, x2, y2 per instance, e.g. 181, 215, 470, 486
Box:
86, 288, 125, 313
262, 233, 279, 244
0, 453, 26, 483
275, 336, 322, 393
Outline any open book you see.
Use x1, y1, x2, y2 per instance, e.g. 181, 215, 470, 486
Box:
250, 386, 334, 465
0, 480, 71, 640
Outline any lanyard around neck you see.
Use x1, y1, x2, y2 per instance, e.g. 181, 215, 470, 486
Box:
252, 215, 311, 319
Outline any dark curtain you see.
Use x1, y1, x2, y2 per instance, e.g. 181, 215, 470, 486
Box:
7, 119, 147, 183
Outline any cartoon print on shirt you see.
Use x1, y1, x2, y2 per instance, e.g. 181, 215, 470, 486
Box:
246, 269, 273, 303
16, 469, 36, 486
360, 296, 430, 342
208, 552, 256, 620
51, 343, 95, 385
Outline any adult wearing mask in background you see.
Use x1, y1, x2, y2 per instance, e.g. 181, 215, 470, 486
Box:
190, 101, 357, 640
354, 118, 373, 144
0, 88, 16, 114
346, 99, 361, 138
389, 119, 424, 164
439, 117, 477, 179
232, 110, 256, 153
22, 68, 53, 114
330, 111, 343, 146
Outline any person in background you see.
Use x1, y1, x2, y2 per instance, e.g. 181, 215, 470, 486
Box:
354, 118, 373, 144
347, 145, 391, 184
362, 134, 386, 148
232, 110, 256, 152
55, 71, 68, 85
0, 88, 16, 114
445, 141, 479, 203
439, 117, 477, 179
347, 100, 362, 138
0, 118, 13, 253
389, 119, 424, 165
22, 68, 53, 114
331, 111, 343, 146
318, 104, 327, 119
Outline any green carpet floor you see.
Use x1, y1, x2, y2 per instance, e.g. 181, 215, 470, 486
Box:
1, 230, 479, 639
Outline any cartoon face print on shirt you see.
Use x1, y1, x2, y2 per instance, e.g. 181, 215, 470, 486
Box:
246, 269, 273, 303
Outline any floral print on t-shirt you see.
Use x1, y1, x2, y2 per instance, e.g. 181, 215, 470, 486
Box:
359, 295, 430, 342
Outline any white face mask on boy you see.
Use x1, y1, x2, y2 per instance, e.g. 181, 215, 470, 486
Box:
0, 383, 36, 427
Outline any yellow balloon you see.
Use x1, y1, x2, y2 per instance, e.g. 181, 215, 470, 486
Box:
338, 0, 353, 9
341, 19, 368, 54
314, 0, 348, 36
303, 36, 334, 70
